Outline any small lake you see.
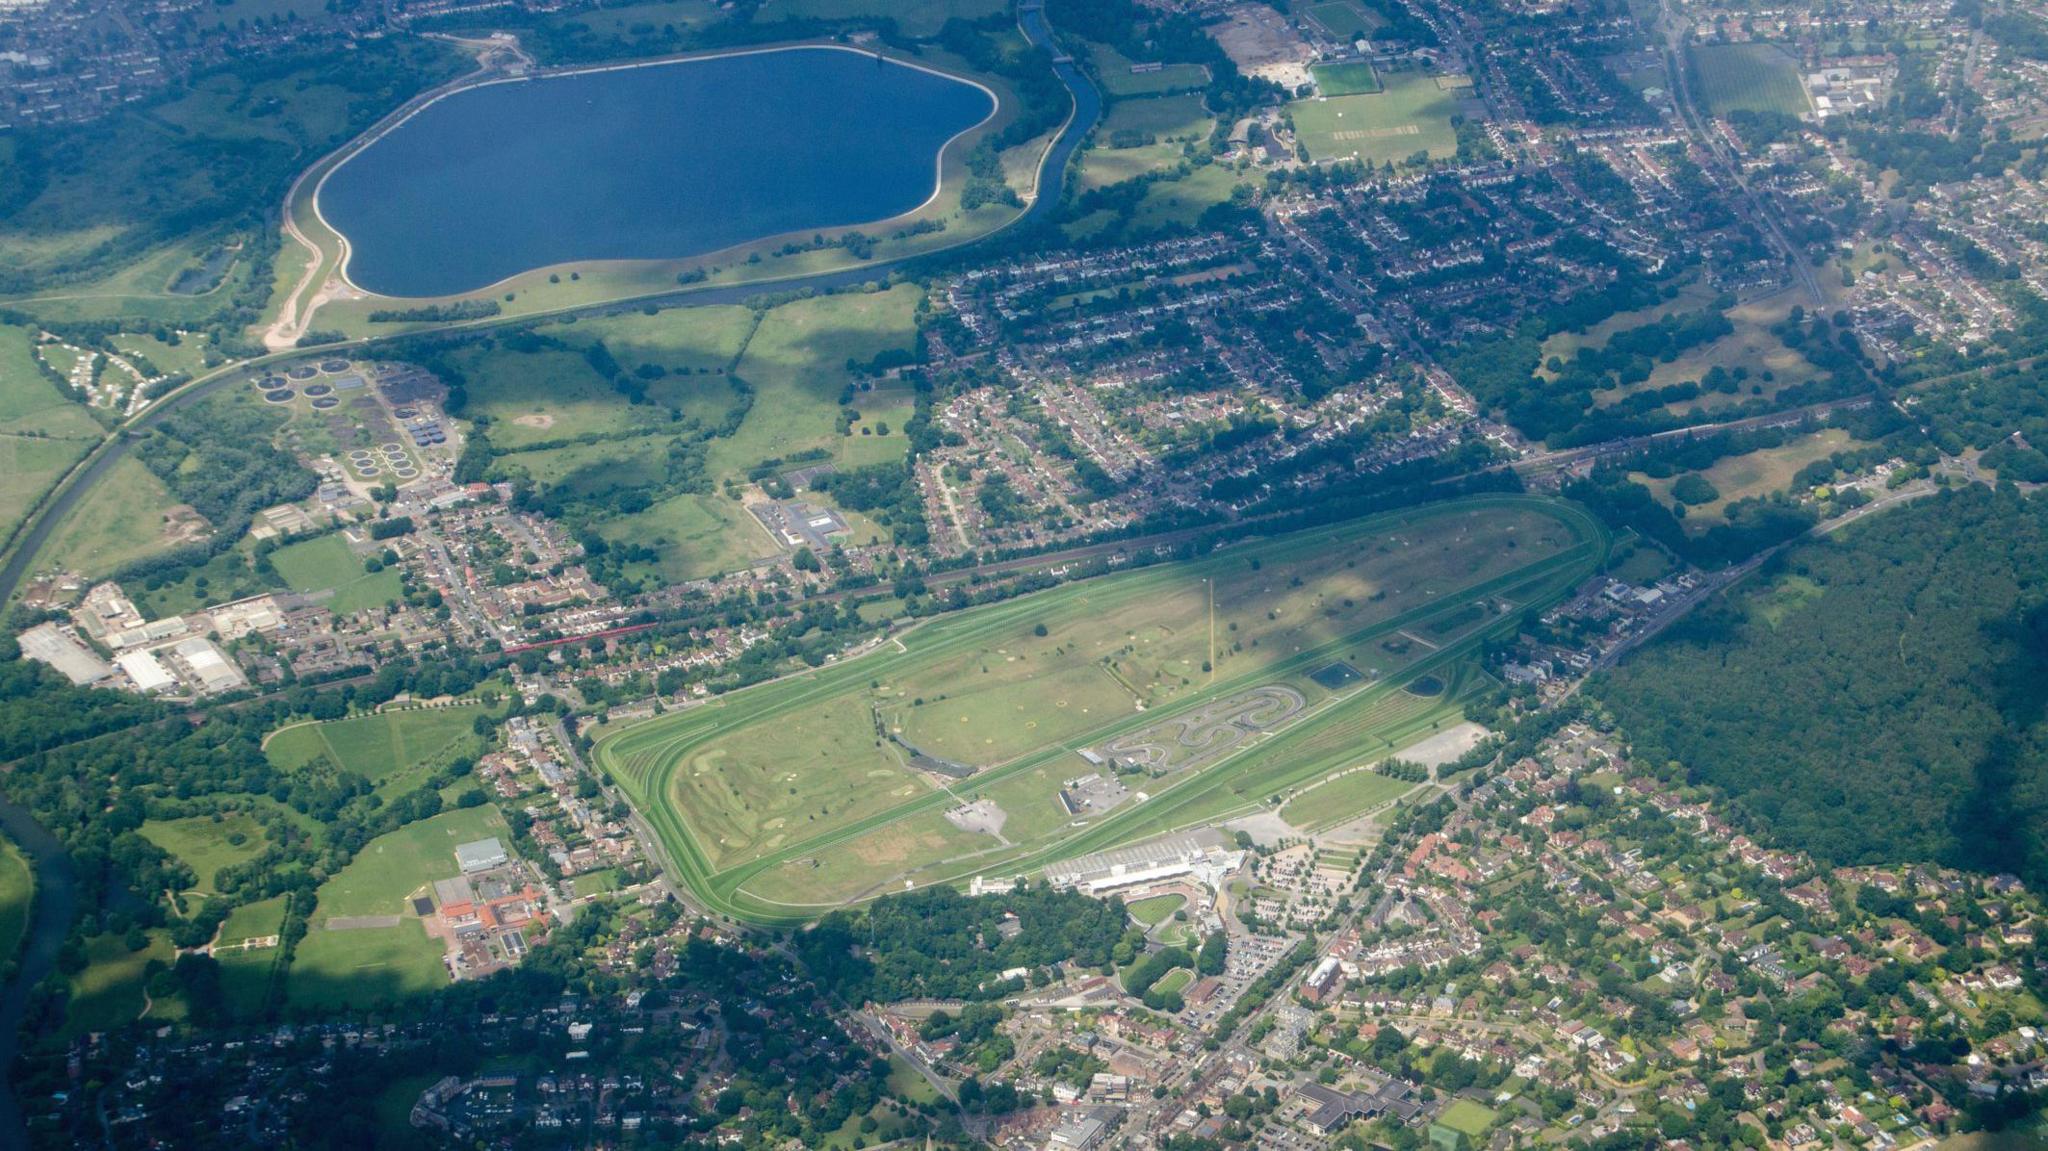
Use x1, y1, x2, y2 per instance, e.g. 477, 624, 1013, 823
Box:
319, 47, 995, 298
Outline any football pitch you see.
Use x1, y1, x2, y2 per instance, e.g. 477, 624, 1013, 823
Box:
596, 496, 1607, 924
1688, 43, 1811, 117
1289, 73, 1463, 166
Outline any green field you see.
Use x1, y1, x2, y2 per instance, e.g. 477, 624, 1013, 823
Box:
1087, 41, 1210, 97
139, 813, 270, 895
1308, 0, 1380, 40
305, 805, 507, 922
0, 834, 33, 967
62, 931, 174, 1037
35, 454, 187, 578
270, 533, 402, 614
1313, 60, 1383, 96
1278, 767, 1419, 832
287, 920, 448, 1012
283, 806, 507, 1009
0, 322, 102, 549
592, 287, 922, 581
219, 894, 290, 945
1438, 1099, 1499, 1139
1289, 74, 1464, 166
596, 496, 1607, 923
1100, 93, 1214, 141
1689, 43, 1810, 117
1127, 893, 1186, 927
1633, 429, 1860, 528
265, 705, 488, 798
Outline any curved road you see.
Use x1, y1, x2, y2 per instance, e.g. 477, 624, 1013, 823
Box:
0, 5, 1098, 610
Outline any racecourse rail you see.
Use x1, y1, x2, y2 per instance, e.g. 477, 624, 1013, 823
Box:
594, 495, 1610, 926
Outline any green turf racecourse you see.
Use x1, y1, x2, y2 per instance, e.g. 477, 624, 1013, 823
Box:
596, 495, 1608, 924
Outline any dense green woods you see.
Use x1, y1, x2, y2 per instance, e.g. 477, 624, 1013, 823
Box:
796, 884, 1129, 1004
1598, 486, 2048, 885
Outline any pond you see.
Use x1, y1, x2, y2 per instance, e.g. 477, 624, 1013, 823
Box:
319, 47, 996, 298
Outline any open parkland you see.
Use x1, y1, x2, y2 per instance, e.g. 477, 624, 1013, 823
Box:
594, 495, 1608, 925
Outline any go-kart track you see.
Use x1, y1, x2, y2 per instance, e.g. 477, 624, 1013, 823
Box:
1097, 685, 1307, 775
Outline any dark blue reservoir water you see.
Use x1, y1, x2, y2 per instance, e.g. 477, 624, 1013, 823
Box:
320, 47, 995, 298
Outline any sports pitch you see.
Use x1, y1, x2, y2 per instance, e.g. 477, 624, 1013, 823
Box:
1289, 73, 1464, 166
596, 496, 1606, 924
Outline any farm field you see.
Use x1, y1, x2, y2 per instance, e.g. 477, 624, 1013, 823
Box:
269, 533, 402, 615
760, 0, 1004, 37
589, 286, 921, 581
1689, 43, 1810, 117
1288, 73, 1463, 166
1633, 429, 1861, 527
264, 705, 489, 799
596, 495, 1607, 924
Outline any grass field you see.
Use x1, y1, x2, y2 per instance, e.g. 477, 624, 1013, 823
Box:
219, 894, 289, 945
1100, 93, 1214, 141
1438, 1099, 1499, 1138
1307, 0, 1380, 40
287, 920, 448, 1012
1278, 767, 1418, 831
0, 835, 32, 967
1313, 60, 1383, 96
596, 496, 1607, 923
592, 286, 921, 581
1127, 893, 1186, 927
306, 805, 507, 922
270, 533, 402, 615
63, 931, 173, 1037
284, 806, 506, 1010
0, 322, 103, 550
265, 705, 488, 798
1633, 429, 1859, 528
1087, 41, 1210, 97
35, 454, 187, 578
1289, 73, 1463, 166
140, 813, 270, 895
1689, 43, 1810, 117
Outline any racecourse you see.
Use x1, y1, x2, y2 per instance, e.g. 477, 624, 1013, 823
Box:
595, 495, 1609, 924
